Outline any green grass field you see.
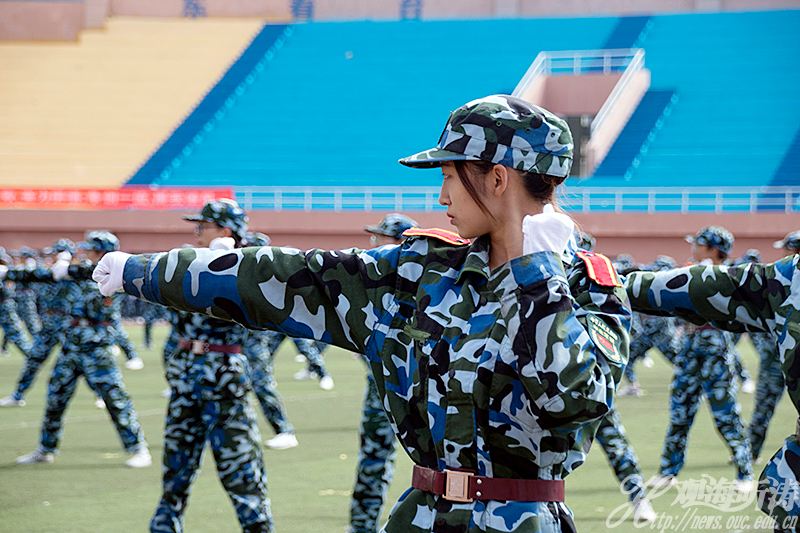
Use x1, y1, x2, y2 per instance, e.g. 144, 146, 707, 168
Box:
0, 324, 793, 532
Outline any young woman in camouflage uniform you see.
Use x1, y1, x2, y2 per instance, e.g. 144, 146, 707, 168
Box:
96, 95, 630, 533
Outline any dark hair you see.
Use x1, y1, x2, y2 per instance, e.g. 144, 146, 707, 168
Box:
453, 161, 564, 218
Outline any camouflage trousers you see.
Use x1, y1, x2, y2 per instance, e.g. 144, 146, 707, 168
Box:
661, 350, 752, 479
113, 322, 138, 361
151, 350, 271, 533
39, 344, 145, 454
350, 373, 396, 533
758, 436, 800, 527
730, 348, 752, 384
13, 318, 64, 399
748, 341, 784, 461
263, 331, 329, 379
17, 291, 42, 336
595, 407, 647, 503
1, 299, 32, 355
245, 337, 293, 435
144, 319, 154, 349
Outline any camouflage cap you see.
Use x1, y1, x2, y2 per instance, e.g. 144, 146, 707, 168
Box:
612, 254, 637, 274
576, 231, 596, 251
17, 246, 38, 258
685, 226, 734, 255
399, 94, 573, 178
735, 248, 762, 265
50, 238, 76, 255
365, 213, 419, 240
78, 230, 120, 253
773, 230, 800, 252
648, 255, 677, 272
243, 231, 271, 247
183, 198, 249, 242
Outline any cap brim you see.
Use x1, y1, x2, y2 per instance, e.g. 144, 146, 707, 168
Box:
182, 214, 208, 223
364, 225, 389, 236
398, 147, 479, 168
684, 235, 695, 244
773, 240, 785, 249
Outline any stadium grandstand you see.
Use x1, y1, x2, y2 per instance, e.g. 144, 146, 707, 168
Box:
2, 2, 800, 533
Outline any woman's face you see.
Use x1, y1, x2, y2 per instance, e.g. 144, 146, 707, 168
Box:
438, 162, 492, 239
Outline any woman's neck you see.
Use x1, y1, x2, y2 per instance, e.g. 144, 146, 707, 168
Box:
487, 202, 545, 269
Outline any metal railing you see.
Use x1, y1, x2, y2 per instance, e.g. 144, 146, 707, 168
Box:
234, 186, 800, 213
591, 49, 646, 135
513, 48, 643, 97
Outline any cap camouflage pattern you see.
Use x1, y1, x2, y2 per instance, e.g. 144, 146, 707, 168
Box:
183, 198, 249, 242
364, 213, 418, 240
735, 248, 762, 265
17, 246, 38, 258
685, 226, 734, 254
613, 254, 637, 274
648, 255, 677, 272
242, 231, 271, 247
774, 230, 800, 252
576, 231, 596, 251
399, 94, 573, 178
48, 238, 76, 255
79, 230, 120, 253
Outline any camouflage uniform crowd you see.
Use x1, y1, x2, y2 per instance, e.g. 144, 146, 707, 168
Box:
1, 92, 799, 533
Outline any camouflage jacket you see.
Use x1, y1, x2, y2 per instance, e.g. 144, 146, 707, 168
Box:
168, 307, 247, 348
121, 234, 629, 483
8, 264, 117, 347
625, 254, 800, 416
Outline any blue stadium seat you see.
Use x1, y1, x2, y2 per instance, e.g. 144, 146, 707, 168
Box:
127, 10, 800, 201
127, 17, 616, 188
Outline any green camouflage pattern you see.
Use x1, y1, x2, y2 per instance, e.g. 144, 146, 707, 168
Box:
749, 333, 784, 461
118, 231, 630, 532
624, 254, 800, 522
350, 364, 397, 533
39, 277, 146, 454
399, 95, 573, 178
685, 225, 734, 255
595, 407, 647, 504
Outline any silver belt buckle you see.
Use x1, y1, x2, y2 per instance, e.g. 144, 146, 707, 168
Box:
191, 340, 207, 354
443, 470, 473, 503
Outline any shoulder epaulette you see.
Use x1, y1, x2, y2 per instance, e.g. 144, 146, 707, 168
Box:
576, 251, 622, 287
402, 227, 471, 246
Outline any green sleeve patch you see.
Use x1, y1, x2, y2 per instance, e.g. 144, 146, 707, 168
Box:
587, 314, 624, 365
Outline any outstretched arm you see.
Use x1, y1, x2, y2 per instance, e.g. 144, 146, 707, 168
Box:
624, 255, 798, 334
115, 245, 402, 354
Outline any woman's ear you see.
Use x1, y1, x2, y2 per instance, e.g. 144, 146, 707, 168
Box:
490, 164, 509, 197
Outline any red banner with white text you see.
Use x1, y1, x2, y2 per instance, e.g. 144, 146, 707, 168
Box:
0, 188, 234, 210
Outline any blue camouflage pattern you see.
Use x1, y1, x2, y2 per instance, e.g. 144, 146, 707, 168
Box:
625, 254, 800, 522
151, 308, 271, 533
117, 231, 631, 532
